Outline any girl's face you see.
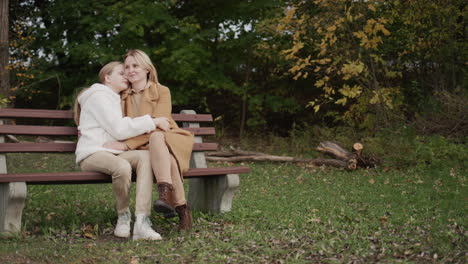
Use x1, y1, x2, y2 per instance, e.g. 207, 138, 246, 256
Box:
124, 55, 149, 84
106, 64, 128, 92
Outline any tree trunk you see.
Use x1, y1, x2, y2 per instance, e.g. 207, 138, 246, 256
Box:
0, 0, 9, 103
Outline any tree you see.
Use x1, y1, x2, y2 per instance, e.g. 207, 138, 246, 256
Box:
274, 0, 466, 130
0, 0, 9, 106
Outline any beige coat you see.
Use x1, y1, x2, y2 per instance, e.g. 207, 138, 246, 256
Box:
121, 83, 194, 175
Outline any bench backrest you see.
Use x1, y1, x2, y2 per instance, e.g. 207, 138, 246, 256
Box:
0, 108, 217, 154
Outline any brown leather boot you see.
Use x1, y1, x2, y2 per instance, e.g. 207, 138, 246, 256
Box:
153, 183, 176, 218
175, 204, 192, 231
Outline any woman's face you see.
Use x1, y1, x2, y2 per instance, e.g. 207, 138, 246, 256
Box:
124, 55, 149, 84
106, 64, 128, 92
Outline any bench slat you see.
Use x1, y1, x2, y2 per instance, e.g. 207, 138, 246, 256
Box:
0, 125, 78, 136
0, 109, 213, 122
0, 109, 73, 119
0, 142, 218, 152
0, 167, 250, 184
0, 125, 215, 136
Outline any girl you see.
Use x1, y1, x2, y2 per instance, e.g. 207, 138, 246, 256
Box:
74, 61, 167, 240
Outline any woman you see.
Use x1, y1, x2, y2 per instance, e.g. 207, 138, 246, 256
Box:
74, 61, 168, 240
105, 49, 195, 231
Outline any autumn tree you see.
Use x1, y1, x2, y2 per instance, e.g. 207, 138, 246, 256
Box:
274, 0, 466, 130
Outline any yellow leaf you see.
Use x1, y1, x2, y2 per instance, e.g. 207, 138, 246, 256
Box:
353, 31, 366, 40
326, 25, 336, 32
335, 98, 347, 105
381, 27, 391, 36
83, 232, 96, 240
314, 105, 320, 112
315, 79, 325, 88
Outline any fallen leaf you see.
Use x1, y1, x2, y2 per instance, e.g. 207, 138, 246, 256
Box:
83, 232, 96, 240
380, 215, 387, 226
296, 176, 304, 184
369, 178, 375, 184
307, 218, 321, 223
46, 212, 56, 220
130, 256, 139, 264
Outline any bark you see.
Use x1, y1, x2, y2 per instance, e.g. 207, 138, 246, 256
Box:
206, 155, 347, 168
206, 141, 379, 169
0, 0, 9, 101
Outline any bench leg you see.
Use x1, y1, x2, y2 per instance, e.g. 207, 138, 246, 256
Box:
188, 174, 240, 213
0, 182, 27, 235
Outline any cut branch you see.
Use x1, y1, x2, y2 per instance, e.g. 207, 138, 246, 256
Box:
206, 141, 379, 169
206, 155, 347, 168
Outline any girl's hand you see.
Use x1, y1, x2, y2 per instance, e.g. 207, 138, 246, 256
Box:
153, 117, 170, 132
103, 141, 128, 151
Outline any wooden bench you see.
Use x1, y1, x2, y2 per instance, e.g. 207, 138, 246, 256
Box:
0, 108, 249, 234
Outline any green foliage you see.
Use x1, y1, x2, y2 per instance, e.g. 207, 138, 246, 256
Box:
7, 0, 467, 136
9, 0, 305, 134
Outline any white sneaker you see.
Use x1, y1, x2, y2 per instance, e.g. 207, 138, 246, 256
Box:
114, 210, 131, 238
132, 214, 162, 241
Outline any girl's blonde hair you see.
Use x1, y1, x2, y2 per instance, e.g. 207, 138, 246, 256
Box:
73, 61, 123, 125
124, 49, 159, 83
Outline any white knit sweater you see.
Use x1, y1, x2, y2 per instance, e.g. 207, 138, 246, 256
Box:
75, 83, 155, 163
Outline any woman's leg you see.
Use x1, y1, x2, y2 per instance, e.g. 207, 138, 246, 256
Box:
149, 132, 177, 216
169, 154, 192, 231
149, 132, 192, 230
149, 132, 172, 184
80, 151, 132, 214
169, 154, 187, 207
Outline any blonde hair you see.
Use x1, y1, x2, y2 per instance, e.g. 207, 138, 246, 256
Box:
124, 49, 159, 83
98, 61, 123, 84
73, 61, 123, 125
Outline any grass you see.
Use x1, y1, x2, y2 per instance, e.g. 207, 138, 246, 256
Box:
0, 130, 466, 263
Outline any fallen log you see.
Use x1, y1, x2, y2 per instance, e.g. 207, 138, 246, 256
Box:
206, 141, 379, 169
206, 155, 348, 168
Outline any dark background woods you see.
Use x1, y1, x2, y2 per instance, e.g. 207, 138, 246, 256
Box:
3, 0, 467, 138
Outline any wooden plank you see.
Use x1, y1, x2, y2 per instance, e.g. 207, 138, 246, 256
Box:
172, 113, 213, 122
0, 142, 218, 153
193, 143, 218, 151
0, 108, 213, 122
0, 125, 215, 136
0, 109, 73, 119
0, 167, 250, 184
184, 127, 215, 135
0, 143, 77, 152
0, 125, 78, 136
183, 167, 250, 177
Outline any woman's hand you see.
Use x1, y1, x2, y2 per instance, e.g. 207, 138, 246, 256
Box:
103, 141, 128, 151
153, 117, 170, 132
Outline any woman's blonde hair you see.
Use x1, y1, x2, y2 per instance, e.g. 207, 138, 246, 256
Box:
124, 49, 159, 83
73, 61, 123, 125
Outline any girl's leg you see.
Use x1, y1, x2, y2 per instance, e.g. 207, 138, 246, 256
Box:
118, 150, 153, 216
80, 151, 132, 214
80, 151, 133, 238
